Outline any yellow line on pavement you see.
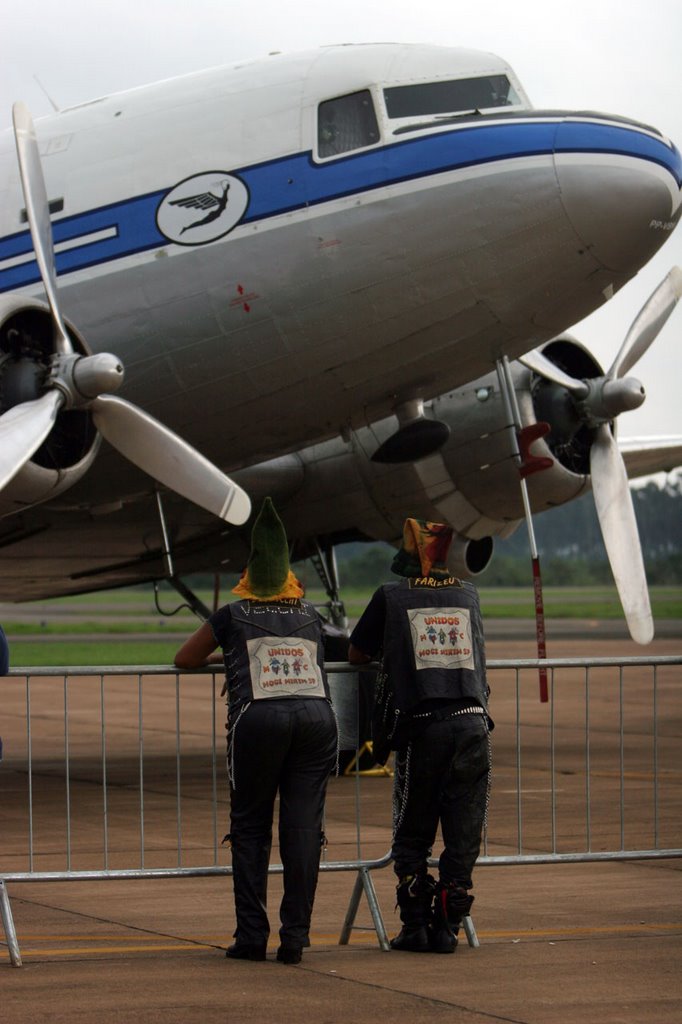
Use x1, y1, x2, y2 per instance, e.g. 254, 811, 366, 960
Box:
17, 944, 214, 956
11, 922, 681, 958
477, 923, 682, 938
15, 934, 227, 941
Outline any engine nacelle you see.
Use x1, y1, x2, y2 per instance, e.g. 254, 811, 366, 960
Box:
0, 439, 102, 517
430, 345, 598, 527
237, 336, 606, 577
0, 294, 99, 517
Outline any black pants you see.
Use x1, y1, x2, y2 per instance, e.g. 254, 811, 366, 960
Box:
228, 698, 337, 947
392, 713, 490, 888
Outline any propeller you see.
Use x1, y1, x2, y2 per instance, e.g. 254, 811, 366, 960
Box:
520, 266, 682, 644
590, 423, 653, 644
1, 102, 251, 526
0, 392, 63, 492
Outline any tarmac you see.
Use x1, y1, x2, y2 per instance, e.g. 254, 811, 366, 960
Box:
2, 627, 681, 1023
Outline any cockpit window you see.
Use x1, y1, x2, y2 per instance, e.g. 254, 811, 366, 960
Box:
318, 90, 380, 158
384, 75, 521, 118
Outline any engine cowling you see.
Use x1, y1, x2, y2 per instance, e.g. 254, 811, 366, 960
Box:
429, 338, 602, 527
0, 294, 100, 516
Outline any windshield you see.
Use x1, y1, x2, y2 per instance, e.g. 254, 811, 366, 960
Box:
384, 75, 521, 118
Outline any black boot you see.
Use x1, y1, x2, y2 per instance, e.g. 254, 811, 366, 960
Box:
390, 874, 436, 952
430, 882, 474, 954
225, 942, 267, 961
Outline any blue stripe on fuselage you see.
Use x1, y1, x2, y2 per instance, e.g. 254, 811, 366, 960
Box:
1, 117, 680, 293
0, 191, 167, 291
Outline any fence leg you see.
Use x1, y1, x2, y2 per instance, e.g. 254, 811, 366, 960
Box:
339, 867, 391, 951
339, 871, 363, 945
0, 880, 23, 967
361, 867, 391, 951
461, 913, 479, 949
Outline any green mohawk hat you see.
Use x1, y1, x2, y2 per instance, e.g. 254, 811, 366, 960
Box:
232, 497, 304, 601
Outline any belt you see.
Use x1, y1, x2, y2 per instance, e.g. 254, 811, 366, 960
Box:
409, 705, 486, 722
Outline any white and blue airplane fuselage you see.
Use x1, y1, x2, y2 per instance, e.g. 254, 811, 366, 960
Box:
1, 44, 679, 466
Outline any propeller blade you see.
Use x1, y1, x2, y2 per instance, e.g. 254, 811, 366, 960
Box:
608, 266, 682, 379
519, 349, 589, 396
12, 101, 72, 356
90, 394, 252, 525
0, 391, 64, 491
590, 423, 653, 644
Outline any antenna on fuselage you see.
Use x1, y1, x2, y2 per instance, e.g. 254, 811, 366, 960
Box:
32, 76, 60, 113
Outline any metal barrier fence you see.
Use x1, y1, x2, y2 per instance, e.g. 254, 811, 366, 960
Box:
2, 655, 681, 967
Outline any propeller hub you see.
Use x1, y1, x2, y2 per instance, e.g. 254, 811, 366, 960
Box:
47, 352, 124, 408
72, 353, 125, 400
577, 375, 646, 426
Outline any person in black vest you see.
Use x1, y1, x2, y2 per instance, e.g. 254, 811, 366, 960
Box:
348, 517, 492, 954
174, 498, 338, 964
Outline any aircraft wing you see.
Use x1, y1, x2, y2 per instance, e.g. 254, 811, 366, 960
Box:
619, 436, 682, 480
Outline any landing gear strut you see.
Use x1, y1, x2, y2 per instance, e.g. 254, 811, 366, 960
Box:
152, 489, 212, 619
310, 539, 348, 631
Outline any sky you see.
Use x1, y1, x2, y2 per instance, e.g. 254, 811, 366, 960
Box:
2, 0, 681, 444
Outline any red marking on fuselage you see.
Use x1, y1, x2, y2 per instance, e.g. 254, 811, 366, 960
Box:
229, 283, 259, 312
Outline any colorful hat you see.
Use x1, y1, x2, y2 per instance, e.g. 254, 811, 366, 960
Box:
232, 497, 304, 601
391, 517, 454, 580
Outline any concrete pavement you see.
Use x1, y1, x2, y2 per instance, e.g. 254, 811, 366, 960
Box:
2, 857, 681, 1023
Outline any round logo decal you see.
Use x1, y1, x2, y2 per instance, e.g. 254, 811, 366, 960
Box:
156, 171, 249, 246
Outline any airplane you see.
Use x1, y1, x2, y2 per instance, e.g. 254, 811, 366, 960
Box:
0, 42, 681, 644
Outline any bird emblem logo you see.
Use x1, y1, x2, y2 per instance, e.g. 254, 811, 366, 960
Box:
156, 171, 249, 245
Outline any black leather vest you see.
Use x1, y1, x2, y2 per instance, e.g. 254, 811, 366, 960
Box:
381, 578, 488, 714
225, 599, 330, 711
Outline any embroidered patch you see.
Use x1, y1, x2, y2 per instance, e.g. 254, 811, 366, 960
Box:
247, 636, 326, 699
408, 607, 475, 671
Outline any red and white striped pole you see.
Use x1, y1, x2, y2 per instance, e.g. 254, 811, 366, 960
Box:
496, 358, 552, 703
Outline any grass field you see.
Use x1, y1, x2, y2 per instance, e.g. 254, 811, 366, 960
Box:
2, 584, 680, 666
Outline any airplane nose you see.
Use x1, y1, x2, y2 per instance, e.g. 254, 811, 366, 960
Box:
553, 116, 682, 275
